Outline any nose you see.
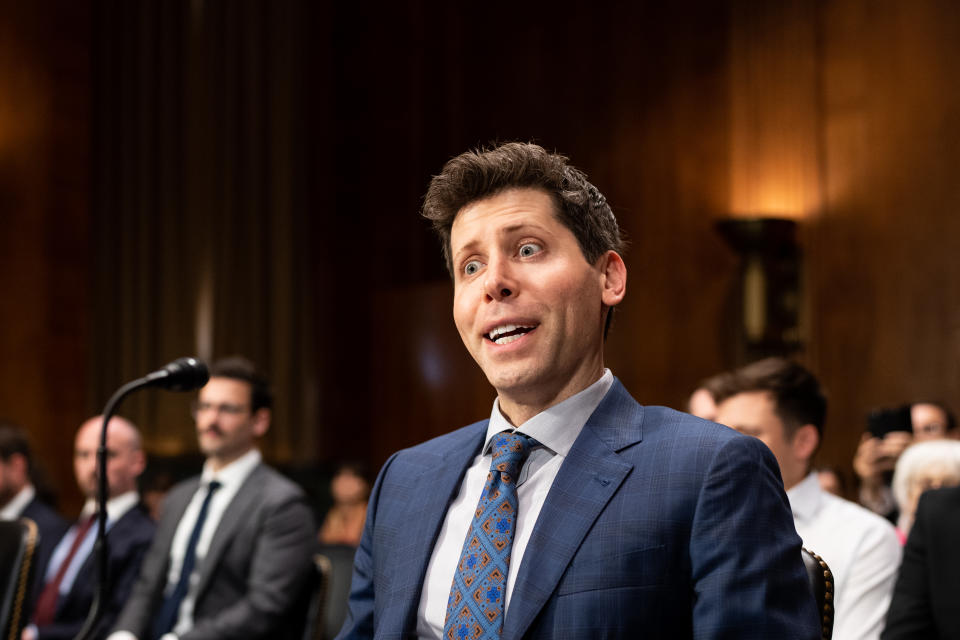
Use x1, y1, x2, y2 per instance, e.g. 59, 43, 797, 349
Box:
483, 255, 516, 302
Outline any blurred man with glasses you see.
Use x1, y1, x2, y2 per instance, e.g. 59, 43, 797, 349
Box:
110, 356, 315, 640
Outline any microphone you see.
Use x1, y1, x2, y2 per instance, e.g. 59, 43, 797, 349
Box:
75, 356, 209, 640
140, 356, 210, 391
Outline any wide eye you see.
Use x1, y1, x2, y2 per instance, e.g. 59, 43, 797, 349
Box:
464, 260, 483, 276
518, 242, 542, 258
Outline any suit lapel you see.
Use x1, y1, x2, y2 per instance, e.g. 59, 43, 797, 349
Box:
194, 465, 264, 599
503, 380, 643, 638
391, 424, 488, 631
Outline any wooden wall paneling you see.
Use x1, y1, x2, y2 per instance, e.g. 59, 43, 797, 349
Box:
813, 0, 960, 471
0, 0, 92, 515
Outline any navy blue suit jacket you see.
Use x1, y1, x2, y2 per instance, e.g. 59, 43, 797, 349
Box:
36, 503, 155, 640
22, 497, 69, 601
339, 379, 820, 639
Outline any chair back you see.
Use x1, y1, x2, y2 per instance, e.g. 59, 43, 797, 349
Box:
316, 544, 356, 639
0, 518, 39, 640
301, 554, 331, 640
801, 547, 834, 640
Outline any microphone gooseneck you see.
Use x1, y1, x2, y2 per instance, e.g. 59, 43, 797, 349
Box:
75, 357, 209, 640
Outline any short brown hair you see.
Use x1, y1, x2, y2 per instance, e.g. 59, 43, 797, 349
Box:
208, 356, 272, 412
422, 142, 624, 276
715, 358, 827, 438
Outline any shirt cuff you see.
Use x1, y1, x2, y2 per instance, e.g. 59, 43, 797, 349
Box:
105, 632, 139, 640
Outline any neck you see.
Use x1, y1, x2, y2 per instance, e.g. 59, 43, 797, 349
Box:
209, 447, 253, 472
498, 366, 605, 426
782, 465, 810, 492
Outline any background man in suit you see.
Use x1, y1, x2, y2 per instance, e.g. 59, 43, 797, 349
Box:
25, 415, 155, 640
338, 142, 819, 639
0, 423, 69, 595
883, 484, 960, 638
714, 358, 902, 640
109, 357, 316, 640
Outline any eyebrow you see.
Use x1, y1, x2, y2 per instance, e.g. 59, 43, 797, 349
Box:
451, 223, 548, 263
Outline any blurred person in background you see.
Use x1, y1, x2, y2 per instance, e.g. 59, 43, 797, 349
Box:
883, 485, 960, 639
686, 371, 732, 421
25, 416, 154, 640
817, 466, 848, 498
0, 423, 69, 599
714, 357, 902, 640
890, 439, 960, 541
855, 401, 956, 522
318, 463, 370, 547
110, 356, 316, 640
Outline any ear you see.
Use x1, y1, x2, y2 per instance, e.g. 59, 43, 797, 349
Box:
792, 424, 820, 461
597, 250, 627, 307
132, 449, 147, 477
252, 408, 272, 438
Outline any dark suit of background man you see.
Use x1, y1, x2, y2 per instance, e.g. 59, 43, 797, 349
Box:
883, 485, 960, 639
0, 423, 69, 598
109, 357, 316, 640
338, 142, 820, 639
24, 416, 155, 640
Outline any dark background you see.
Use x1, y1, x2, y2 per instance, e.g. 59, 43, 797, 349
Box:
2, 0, 959, 514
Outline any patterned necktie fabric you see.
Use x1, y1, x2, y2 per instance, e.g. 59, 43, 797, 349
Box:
444, 431, 535, 640
152, 479, 222, 640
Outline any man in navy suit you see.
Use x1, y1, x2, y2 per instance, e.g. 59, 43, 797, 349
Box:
24, 416, 155, 640
338, 142, 820, 639
0, 424, 69, 593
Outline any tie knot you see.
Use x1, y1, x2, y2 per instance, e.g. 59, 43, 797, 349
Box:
489, 431, 534, 481
207, 480, 222, 493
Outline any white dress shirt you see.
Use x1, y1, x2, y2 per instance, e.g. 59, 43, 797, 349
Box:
416, 370, 614, 639
106, 448, 263, 640
788, 471, 902, 640
165, 448, 261, 636
0, 484, 36, 520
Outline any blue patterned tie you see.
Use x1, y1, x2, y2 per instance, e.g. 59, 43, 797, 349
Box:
444, 431, 535, 639
152, 479, 222, 640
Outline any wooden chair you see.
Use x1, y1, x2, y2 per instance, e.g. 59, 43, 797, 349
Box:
0, 518, 39, 640
801, 547, 834, 640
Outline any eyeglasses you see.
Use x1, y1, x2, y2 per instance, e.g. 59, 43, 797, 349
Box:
190, 401, 250, 417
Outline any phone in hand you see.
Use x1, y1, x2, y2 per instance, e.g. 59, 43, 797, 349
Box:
866, 405, 912, 439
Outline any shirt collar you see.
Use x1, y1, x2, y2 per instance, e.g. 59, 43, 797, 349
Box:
786, 471, 823, 523
484, 369, 615, 457
0, 484, 36, 520
81, 490, 140, 523
201, 448, 261, 489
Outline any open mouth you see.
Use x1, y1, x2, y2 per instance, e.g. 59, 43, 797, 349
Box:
485, 323, 537, 345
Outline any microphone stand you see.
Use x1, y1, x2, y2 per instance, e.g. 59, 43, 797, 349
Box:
75, 357, 207, 640
74, 379, 144, 640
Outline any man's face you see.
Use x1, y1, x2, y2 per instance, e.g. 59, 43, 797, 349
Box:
715, 390, 804, 488
74, 418, 145, 499
450, 188, 625, 418
912, 403, 950, 442
194, 377, 269, 469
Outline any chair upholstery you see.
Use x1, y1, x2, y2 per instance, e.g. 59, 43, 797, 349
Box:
0, 518, 39, 640
302, 554, 331, 640
801, 547, 834, 640
316, 544, 356, 640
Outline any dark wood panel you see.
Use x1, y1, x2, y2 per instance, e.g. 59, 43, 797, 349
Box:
0, 0, 92, 516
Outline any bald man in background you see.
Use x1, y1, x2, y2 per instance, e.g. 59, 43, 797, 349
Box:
24, 416, 155, 640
